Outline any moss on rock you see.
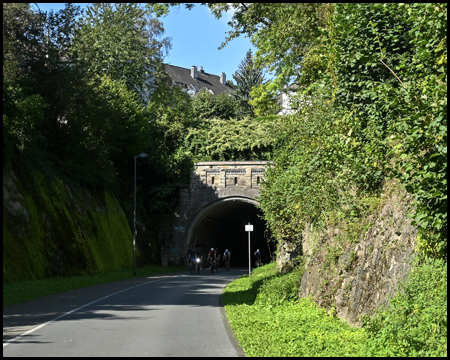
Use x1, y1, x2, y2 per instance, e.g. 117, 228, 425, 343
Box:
3, 168, 133, 282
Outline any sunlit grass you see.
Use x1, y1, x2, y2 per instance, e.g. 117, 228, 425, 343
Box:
223, 262, 366, 357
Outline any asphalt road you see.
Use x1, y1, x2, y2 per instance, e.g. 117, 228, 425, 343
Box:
3, 268, 247, 357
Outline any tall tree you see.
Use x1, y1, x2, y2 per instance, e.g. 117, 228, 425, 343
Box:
232, 49, 265, 118
3, 3, 42, 82
3, 3, 83, 159
148, 3, 329, 113
72, 3, 171, 103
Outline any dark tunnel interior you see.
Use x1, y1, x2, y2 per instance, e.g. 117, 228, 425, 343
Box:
190, 200, 275, 268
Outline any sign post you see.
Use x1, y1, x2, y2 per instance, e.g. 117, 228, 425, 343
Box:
245, 223, 253, 276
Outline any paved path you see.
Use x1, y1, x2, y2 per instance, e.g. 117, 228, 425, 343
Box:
3, 269, 247, 357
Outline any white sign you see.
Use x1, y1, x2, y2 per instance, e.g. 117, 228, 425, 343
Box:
245, 225, 253, 232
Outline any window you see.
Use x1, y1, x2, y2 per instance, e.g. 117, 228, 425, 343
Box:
257, 176, 260, 185
211, 177, 215, 185
234, 177, 238, 186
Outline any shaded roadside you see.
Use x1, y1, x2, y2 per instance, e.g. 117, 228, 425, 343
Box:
3, 271, 186, 343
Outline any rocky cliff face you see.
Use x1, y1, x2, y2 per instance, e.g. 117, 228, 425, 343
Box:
3, 168, 134, 282
277, 180, 417, 327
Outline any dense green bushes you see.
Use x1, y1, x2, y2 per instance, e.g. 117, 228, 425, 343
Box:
359, 257, 447, 357
191, 89, 240, 120
331, 3, 447, 258
182, 116, 277, 162
258, 3, 447, 258
2, 4, 186, 279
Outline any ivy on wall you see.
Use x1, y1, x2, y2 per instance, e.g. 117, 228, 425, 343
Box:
182, 116, 278, 162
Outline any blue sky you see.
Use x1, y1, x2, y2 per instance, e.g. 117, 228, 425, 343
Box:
34, 3, 256, 81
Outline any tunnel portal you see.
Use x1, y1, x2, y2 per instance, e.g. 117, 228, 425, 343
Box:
188, 198, 274, 267
170, 161, 274, 268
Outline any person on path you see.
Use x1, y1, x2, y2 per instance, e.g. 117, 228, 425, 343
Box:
254, 249, 261, 268
187, 246, 195, 268
223, 249, 231, 270
195, 247, 203, 270
207, 248, 217, 271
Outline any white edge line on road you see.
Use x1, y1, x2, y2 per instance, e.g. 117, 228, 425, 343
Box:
3, 276, 174, 347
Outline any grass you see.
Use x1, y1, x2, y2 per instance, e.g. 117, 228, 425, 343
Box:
3, 263, 184, 307
223, 259, 447, 357
223, 262, 366, 357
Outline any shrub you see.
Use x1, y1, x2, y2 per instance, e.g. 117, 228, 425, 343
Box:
359, 257, 447, 357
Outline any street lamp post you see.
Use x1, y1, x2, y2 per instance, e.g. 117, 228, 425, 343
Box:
134, 153, 148, 275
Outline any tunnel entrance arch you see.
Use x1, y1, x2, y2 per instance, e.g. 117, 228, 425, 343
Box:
187, 196, 259, 247
169, 161, 273, 266
187, 197, 271, 267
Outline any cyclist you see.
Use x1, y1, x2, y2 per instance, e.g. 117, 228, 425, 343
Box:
254, 249, 261, 268
207, 248, 216, 271
223, 249, 231, 270
215, 248, 220, 272
195, 247, 203, 271
186, 246, 195, 268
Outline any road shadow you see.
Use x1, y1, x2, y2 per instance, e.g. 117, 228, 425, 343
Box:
3, 270, 247, 343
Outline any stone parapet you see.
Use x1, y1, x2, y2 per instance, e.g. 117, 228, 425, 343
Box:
192, 161, 269, 190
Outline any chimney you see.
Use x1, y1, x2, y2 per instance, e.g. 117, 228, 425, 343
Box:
199, 66, 204, 73
220, 72, 226, 85
191, 66, 198, 79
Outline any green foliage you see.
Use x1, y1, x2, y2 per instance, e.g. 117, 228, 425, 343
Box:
231, 48, 266, 118
3, 169, 134, 282
191, 88, 241, 120
72, 3, 170, 102
208, 4, 329, 81
225, 259, 447, 357
182, 116, 278, 162
323, 245, 344, 270
3, 3, 43, 82
256, 3, 446, 259
3, 3, 194, 283
359, 257, 447, 356
255, 259, 306, 306
248, 78, 282, 117
331, 3, 447, 257
259, 99, 347, 241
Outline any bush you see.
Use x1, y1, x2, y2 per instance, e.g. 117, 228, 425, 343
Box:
359, 257, 447, 357
191, 89, 240, 120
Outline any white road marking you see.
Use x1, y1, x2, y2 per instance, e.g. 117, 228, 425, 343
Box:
3, 276, 173, 347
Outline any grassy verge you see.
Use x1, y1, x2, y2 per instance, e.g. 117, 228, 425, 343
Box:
223, 262, 366, 356
3, 263, 184, 307
223, 259, 447, 357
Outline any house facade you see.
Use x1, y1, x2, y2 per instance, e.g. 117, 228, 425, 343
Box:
164, 64, 234, 96
277, 83, 299, 116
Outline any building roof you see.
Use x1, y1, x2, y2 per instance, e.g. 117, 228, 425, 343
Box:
163, 64, 234, 95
